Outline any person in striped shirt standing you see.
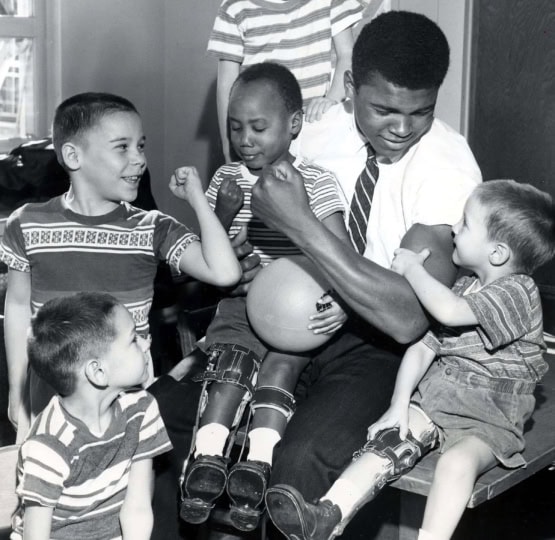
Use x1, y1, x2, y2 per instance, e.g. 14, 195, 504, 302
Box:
265, 180, 555, 540
207, 0, 363, 162
11, 292, 173, 540
177, 62, 350, 532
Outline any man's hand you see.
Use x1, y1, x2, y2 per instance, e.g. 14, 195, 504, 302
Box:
226, 225, 262, 296
391, 247, 430, 277
251, 161, 312, 236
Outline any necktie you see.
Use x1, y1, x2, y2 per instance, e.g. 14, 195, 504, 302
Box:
348, 146, 379, 254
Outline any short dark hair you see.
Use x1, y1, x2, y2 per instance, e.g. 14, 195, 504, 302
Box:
52, 92, 138, 168
474, 180, 555, 274
352, 11, 450, 90
27, 292, 121, 396
232, 62, 303, 114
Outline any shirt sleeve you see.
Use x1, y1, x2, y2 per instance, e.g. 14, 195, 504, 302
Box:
205, 167, 225, 212
308, 169, 345, 221
330, 0, 363, 36
0, 206, 30, 272
16, 436, 70, 507
410, 169, 479, 228
207, 1, 244, 63
133, 393, 173, 461
465, 275, 538, 350
153, 212, 200, 275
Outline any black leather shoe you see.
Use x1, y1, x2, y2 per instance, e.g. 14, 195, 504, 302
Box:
180, 455, 227, 524
265, 484, 342, 540
226, 460, 271, 531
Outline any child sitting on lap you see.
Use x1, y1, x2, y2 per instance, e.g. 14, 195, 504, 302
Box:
11, 292, 172, 540
265, 179, 555, 540
177, 62, 350, 532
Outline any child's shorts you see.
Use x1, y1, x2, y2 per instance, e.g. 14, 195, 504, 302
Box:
412, 361, 536, 468
201, 297, 268, 359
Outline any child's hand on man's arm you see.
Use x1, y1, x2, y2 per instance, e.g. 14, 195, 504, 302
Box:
308, 292, 348, 335
119, 459, 155, 540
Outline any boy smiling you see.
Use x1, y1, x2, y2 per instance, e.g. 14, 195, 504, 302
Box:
0, 92, 241, 439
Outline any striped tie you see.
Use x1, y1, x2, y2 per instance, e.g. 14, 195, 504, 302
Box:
348, 147, 379, 254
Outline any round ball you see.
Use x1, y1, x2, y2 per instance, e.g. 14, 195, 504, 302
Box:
246, 256, 331, 353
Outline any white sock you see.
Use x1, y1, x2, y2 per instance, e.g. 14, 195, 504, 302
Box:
321, 478, 365, 519
193, 423, 230, 458
246, 427, 281, 464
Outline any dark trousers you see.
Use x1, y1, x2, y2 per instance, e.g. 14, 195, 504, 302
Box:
271, 325, 403, 501
149, 373, 203, 540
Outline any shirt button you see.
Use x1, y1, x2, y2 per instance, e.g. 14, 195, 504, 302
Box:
445, 368, 452, 375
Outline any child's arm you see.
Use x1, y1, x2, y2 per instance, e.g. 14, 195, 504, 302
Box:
4, 268, 32, 428
368, 339, 436, 440
119, 459, 154, 540
214, 178, 244, 232
170, 166, 242, 287
304, 27, 355, 123
391, 247, 478, 327
216, 59, 241, 163
22, 504, 53, 540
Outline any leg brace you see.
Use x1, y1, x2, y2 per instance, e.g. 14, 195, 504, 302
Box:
251, 385, 296, 422
334, 410, 438, 537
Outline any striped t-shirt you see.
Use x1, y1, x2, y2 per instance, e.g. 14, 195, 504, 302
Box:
423, 274, 548, 382
0, 195, 199, 334
207, 0, 363, 104
205, 157, 344, 265
11, 391, 172, 540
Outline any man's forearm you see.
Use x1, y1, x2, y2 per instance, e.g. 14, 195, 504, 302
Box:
286, 215, 429, 343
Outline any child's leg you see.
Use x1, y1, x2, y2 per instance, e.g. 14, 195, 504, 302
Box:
227, 351, 310, 531
420, 436, 496, 540
247, 350, 310, 460
180, 344, 260, 525
265, 404, 438, 540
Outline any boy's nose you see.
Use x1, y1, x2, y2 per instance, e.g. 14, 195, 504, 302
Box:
139, 335, 151, 353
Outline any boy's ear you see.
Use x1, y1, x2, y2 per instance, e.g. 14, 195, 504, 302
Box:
84, 359, 108, 389
489, 242, 511, 266
344, 70, 355, 101
61, 142, 81, 172
290, 110, 303, 136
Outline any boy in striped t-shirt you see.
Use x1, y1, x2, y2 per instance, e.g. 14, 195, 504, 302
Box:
207, 0, 363, 161
265, 180, 555, 540
11, 292, 172, 540
177, 62, 350, 531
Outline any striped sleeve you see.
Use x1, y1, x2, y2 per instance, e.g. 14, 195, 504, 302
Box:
207, 1, 244, 62
132, 393, 172, 461
0, 205, 30, 271
17, 436, 70, 507
205, 166, 229, 211
330, 0, 363, 36
152, 212, 200, 274
301, 163, 345, 221
465, 275, 540, 350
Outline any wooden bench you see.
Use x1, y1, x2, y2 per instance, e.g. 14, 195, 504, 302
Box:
389, 351, 555, 539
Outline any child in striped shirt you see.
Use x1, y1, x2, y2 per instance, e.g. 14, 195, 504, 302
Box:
265, 180, 555, 540
207, 0, 363, 161
11, 292, 172, 540
177, 62, 350, 532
